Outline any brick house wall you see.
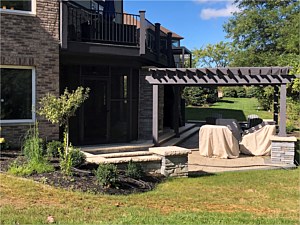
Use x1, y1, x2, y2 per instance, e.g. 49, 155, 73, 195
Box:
0, 0, 60, 147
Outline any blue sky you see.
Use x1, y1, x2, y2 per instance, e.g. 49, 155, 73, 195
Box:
124, 0, 239, 51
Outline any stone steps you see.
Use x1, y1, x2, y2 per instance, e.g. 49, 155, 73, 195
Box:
159, 123, 197, 146
83, 152, 162, 173
80, 123, 198, 176
83, 149, 161, 164
81, 141, 153, 155
97, 151, 153, 158
161, 126, 200, 147
83, 146, 191, 177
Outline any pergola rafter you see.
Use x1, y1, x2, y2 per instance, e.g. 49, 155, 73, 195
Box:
144, 67, 297, 146
146, 67, 294, 85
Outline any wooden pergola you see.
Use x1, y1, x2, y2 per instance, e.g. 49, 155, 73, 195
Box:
144, 67, 297, 146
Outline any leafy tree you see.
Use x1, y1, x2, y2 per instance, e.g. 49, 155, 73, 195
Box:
183, 42, 232, 106
183, 86, 218, 106
224, 0, 299, 67
38, 87, 89, 175
192, 41, 233, 68
224, 0, 300, 126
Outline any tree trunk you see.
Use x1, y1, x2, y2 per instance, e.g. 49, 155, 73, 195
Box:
64, 121, 70, 154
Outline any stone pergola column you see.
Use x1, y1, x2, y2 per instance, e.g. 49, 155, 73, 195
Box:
278, 84, 287, 137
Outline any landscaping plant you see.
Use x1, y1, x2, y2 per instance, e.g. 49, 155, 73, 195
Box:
38, 86, 90, 175
95, 163, 118, 188
22, 123, 44, 162
46, 140, 64, 158
125, 160, 144, 179
8, 123, 54, 176
68, 147, 86, 167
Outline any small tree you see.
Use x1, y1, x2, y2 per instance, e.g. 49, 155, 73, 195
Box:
38, 87, 89, 174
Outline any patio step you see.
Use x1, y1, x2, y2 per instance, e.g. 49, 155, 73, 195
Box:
160, 126, 200, 147
82, 149, 160, 164
84, 154, 161, 164
83, 150, 162, 173
80, 141, 154, 154
159, 123, 197, 146
97, 151, 153, 158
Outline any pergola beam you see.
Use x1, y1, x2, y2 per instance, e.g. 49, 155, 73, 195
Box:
146, 67, 295, 85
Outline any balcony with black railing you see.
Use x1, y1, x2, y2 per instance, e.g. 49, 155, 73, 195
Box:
61, 1, 174, 66
66, 1, 139, 46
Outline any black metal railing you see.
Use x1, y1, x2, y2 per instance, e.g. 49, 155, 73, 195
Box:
145, 19, 168, 58
66, 2, 140, 46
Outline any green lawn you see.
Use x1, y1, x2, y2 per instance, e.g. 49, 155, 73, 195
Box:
1, 168, 299, 224
186, 97, 273, 122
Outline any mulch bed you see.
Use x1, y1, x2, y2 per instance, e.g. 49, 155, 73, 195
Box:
0, 149, 165, 195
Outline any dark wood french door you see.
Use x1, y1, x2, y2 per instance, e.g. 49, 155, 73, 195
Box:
81, 78, 109, 144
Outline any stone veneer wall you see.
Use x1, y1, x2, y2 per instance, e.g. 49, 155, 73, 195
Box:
0, 0, 60, 147
138, 68, 164, 140
271, 136, 297, 165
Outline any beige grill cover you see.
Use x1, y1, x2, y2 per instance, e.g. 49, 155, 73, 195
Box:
199, 125, 240, 159
240, 125, 276, 156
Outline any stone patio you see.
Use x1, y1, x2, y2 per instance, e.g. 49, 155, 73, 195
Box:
81, 130, 296, 177
178, 133, 296, 174
188, 151, 295, 174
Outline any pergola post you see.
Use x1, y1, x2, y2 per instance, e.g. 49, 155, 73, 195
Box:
278, 84, 287, 137
173, 87, 180, 138
152, 85, 159, 146
273, 85, 279, 124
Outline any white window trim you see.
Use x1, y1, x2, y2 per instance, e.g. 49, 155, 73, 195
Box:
0, 0, 36, 16
0, 65, 36, 124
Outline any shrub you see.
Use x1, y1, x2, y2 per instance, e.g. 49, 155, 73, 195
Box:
245, 86, 257, 98
46, 140, 63, 158
250, 86, 273, 111
287, 98, 300, 131
236, 87, 246, 98
95, 163, 118, 187
125, 160, 144, 179
69, 147, 86, 167
222, 87, 237, 97
183, 87, 218, 106
286, 120, 296, 133
8, 158, 54, 176
58, 146, 86, 176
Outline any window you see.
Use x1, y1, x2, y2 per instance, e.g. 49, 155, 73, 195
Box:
0, 66, 35, 123
0, 0, 36, 15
